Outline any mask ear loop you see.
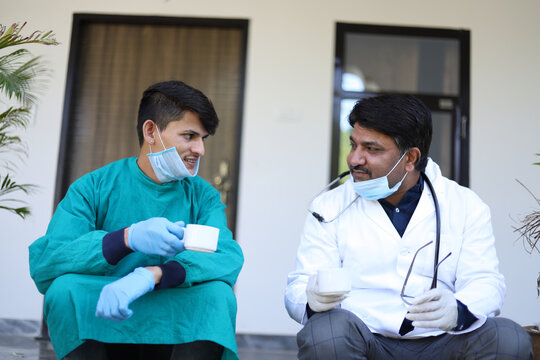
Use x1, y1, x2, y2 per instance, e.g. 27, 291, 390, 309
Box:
149, 125, 167, 153
156, 127, 167, 150
386, 150, 409, 177
385, 151, 410, 190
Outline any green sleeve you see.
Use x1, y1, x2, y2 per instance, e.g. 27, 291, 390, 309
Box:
171, 182, 244, 288
29, 175, 115, 294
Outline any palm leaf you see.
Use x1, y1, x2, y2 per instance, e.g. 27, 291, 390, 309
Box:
0, 50, 49, 107
0, 22, 58, 49
0, 204, 31, 218
0, 22, 59, 219
0, 107, 30, 157
0, 22, 57, 107
0, 107, 31, 131
0, 173, 35, 219
0, 174, 35, 195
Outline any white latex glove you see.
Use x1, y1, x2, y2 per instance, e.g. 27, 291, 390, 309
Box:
306, 274, 347, 313
405, 288, 458, 331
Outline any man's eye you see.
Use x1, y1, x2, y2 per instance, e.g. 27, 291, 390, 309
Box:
183, 134, 193, 140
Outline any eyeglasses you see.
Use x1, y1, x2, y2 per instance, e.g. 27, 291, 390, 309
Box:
400, 240, 452, 305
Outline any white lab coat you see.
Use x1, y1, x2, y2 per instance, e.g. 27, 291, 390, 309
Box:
285, 159, 505, 338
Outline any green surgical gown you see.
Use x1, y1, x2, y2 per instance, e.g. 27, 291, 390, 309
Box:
29, 158, 244, 359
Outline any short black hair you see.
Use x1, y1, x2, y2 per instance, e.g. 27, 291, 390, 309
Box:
136, 80, 219, 146
348, 95, 432, 171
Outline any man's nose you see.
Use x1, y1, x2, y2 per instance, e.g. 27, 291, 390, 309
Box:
348, 148, 366, 166
192, 138, 205, 156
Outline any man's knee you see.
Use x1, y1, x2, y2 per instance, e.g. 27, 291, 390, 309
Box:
46, 273, 82, 300
297, 308, 371, 360
491, 318, 533, 359
195, 280, 236, 304
299, 309, 352, 342
473, 317, 533, 359
44, 274, 90, 316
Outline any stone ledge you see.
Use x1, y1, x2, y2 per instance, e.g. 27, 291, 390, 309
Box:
0, 319, 40, 337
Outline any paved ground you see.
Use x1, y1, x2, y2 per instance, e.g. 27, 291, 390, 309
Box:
0, 334, 297, 360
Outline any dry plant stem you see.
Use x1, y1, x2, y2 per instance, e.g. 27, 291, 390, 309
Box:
514, 179, 540, 255
513, 179, 540, 297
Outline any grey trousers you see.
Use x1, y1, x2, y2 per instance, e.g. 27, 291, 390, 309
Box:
297, 308, 533, 360
63, 340, 224, 360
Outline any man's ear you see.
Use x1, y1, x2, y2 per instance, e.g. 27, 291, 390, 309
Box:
405, 148, 421, 171
142, 120, 157, 145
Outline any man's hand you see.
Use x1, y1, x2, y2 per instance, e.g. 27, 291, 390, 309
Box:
127, 217, 185, 257
95, 267, 156, 321
306, 274, 347, 313
405, 288, 458, 331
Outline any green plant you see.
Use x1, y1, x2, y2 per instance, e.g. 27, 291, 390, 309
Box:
514, 153, 540, 296
515, 179, 540, 255
0, 22, 58, 218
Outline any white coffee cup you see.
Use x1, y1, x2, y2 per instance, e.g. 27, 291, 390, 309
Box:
183, 224, 219, 253
317, 268, 351, 295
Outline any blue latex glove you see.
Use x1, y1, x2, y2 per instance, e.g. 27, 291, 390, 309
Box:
95, 267, 155, 321
128, 217, 185, 257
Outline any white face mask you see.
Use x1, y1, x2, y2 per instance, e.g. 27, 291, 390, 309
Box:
350, 151, 408, 200
147, 128, 199, 183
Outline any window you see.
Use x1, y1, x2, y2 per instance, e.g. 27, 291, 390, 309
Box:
332, 23, 470, 185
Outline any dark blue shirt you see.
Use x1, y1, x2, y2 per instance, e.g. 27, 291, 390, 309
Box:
378, 176, 424, 237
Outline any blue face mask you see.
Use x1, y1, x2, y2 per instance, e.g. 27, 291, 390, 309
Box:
147, 128, 199, 183
351, 152, 408, 200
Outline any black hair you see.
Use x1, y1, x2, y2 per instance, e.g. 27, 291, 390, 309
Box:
348, 94, 432, 171
136, 80, 219, 146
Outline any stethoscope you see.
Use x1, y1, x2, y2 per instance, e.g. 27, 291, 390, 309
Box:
307, 170, 443, 289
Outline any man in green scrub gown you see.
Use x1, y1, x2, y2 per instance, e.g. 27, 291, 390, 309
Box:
29, 80, 244, 360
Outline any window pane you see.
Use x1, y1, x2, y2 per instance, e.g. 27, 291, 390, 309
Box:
343, 33, 459, 95
430, 111, 453, 178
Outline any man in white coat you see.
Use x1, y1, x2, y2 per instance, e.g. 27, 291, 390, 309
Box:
285, 95, 532, 359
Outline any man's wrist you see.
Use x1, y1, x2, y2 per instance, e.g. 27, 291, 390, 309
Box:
145, 266, 162, 285
453, 300, 478, 331
154, 261, 186, 290
103, 228, 133, 265
124, 227, 130, 249
306, 303, 317, 319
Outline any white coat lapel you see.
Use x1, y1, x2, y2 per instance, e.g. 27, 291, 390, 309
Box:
406, 160, 445, 234
360, 198, 401, 238
406, 187, 435, 233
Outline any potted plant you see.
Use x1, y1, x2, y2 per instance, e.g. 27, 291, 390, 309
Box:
514, 154, 540, 357
0, 22, 58, 218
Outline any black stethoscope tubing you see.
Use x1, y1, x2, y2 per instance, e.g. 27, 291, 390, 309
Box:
308, 170, 442, 288
421, 172, 441, 289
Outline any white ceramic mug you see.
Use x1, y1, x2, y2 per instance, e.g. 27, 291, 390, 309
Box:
183, 224, 219, 253
317, 267, 351, 295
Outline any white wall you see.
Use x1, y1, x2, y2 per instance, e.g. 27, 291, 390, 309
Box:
1, 0, 539, 336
